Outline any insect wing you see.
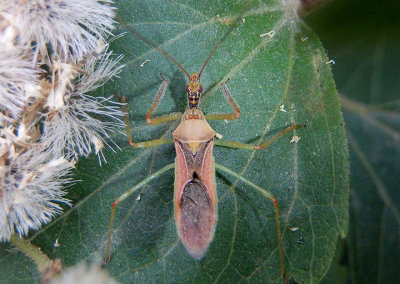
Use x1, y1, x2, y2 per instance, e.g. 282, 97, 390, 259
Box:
174, 139, 217, 259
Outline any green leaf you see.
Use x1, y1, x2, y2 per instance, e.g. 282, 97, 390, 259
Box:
319, 239, 348, 284
306, 0, 400, 283
0, 0, 349, 283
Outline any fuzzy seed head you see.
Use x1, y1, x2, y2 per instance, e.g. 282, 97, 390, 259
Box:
0, 44, 37, 123
0, 0, 116, 61
0, 130, 74, 241
42, 48, 125, 162
50, 263, 119, 284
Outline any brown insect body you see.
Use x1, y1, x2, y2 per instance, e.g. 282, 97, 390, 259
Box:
173, 108, 217, 259
108, 4, 303, 282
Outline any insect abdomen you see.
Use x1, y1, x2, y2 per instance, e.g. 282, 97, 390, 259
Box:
180, 176, 216, 259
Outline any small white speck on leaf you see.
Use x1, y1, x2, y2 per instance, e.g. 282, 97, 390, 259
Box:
260, 30, 275, 38
326, 59, 335, 66
290, 135, 301, 143
139, 59, 150, 67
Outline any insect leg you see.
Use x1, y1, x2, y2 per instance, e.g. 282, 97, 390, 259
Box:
105, 162, 175, 264
115, 94, 177, 148
145, 78, 182, 125
214, 124, 306, 150
205, 81, 240, 121
214, 163, 288, 284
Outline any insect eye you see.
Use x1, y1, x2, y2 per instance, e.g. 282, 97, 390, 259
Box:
186, 85, 190, 93
198, 85, 203, 93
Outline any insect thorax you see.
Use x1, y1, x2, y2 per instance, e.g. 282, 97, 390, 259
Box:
188, 92, 200, 108
181, 108, 205, 121
172, 109, 216, 144
186, 72, 202, 109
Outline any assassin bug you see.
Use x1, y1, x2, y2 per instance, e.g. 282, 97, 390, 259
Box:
105, 3, 304, 283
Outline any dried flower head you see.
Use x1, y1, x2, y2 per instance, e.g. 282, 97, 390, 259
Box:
42, 46, 125, 163
50, 263, 118, 284
43, 94, 124, 163
0, 44, 37, 123
1, 0, 116, 61
0, 129, 74, 241
0, 0, 124, 243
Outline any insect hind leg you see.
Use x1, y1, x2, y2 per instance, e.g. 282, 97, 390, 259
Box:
214, 163, 288, 284
104, 163, 175, 263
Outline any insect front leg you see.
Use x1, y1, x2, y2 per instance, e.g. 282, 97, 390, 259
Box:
145, 78, 182, 125
105, 163, 175, 264
214, 163, 288, 284
205, 80, 241, 121
115, 88, 179, 148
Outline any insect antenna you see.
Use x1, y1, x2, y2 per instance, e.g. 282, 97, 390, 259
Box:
117, 15, 190, 78
117, 0, 253, 79
198, 0, 253, 77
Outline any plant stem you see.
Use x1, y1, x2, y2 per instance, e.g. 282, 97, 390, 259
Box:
10, 234, 62, 283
